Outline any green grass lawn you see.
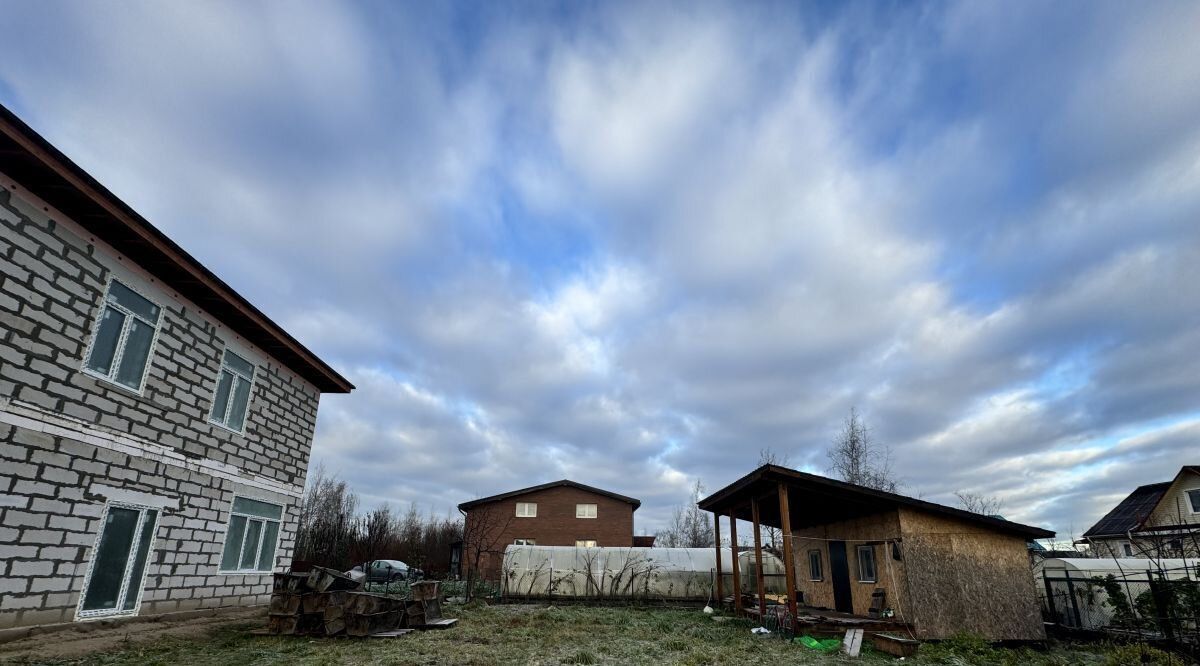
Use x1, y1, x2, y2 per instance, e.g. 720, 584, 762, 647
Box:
7, 603, 1144, 666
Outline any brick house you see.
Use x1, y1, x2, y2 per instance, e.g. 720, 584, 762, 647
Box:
0, 104, 353, 632
457, 480, 640, 581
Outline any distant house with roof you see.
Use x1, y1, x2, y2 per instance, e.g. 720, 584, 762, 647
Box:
1080, 466, 1200, 559
457, 480, 640, 581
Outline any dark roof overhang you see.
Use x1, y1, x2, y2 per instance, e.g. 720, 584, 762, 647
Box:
0, 103, 352, 393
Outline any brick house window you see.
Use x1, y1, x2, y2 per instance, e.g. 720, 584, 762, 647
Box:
220, 496, 283, 573
83, 279, 162, 392
576, 504, 597, 519
514, 538, 536, 545
209, 348, 256, 433
76, 503, 159, 619
808, 550, 823, 581
576, 540, 597, 548
516, 502, 537, 518
856, 545, 877, 583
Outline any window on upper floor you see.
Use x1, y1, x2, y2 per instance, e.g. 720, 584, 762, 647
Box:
219, 496, 283, 574
576, 503, 597, 519
856, 544, 877, 583
83, 279, 162, 392
514, 538, 536, 546
516, 502, 537, 518
209, 348, 256, 433
1122, 543, 1134, 557
1188, 489, 1200, 514
576, 540, 597, 548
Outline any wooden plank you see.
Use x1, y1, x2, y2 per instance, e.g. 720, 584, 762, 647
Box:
416, 618, 458, 630
728, 510, 742, 615
751, 498, 767, 618
713, 512, 724, 603
842, 628, 864, 657
368, 629, 415, 638
777, 482, 798, 622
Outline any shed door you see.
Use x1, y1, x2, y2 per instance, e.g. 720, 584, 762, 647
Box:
828, 541, 853, 614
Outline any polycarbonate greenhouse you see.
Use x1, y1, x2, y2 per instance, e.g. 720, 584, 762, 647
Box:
501, 546, 788, 601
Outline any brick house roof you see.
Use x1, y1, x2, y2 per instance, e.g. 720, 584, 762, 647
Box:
458, 480, 641, 512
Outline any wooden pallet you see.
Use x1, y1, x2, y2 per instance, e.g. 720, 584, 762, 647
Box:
415, 618, 458, 630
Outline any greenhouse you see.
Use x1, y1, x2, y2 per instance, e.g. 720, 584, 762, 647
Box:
501, 545, 788, 601
1038, 558, 1200, 631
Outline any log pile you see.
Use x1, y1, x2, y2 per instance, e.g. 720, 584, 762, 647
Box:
264, 567, 452, 637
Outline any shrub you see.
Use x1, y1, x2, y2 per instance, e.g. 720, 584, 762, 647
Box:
1104, 643, 1184, 665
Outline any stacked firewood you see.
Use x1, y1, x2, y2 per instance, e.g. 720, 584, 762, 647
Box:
265, 566, 447, 637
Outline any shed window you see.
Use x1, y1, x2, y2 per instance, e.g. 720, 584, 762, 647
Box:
856, 545, 877, 583
83, 279, 162, 392
516, 502, 537, 518
220, 496, 283, 573
514, 538, 536, 545
576, 540, 597, 548
1188, 489, 1200, 514
808, 550, 823, 581
209, 349, 256, 433
576, 504, 597, 519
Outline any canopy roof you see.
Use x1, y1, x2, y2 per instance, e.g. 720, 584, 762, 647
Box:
0, 103, 352, 393
698, 464, 1054, 540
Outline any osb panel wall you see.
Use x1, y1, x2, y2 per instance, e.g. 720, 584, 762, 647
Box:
790, 510, 909, 621
899, 508, 1045, 640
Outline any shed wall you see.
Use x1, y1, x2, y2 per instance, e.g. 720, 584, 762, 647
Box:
898, 508, 1045, 640
791, 510, 908, 620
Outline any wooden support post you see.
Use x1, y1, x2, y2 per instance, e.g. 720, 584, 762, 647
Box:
728, 510, 742, 615
778, 482, 798, 622
751, 498, 766, 618
713, 511, 724, 605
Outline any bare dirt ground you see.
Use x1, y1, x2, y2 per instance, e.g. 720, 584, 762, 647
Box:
0, 607, 264, 663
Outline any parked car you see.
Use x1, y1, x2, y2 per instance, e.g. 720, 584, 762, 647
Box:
347, 559, 424, 583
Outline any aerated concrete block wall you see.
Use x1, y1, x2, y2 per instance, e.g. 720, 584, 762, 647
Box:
0, 178, 321, 630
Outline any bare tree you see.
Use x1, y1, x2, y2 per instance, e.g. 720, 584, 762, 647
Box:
826, 407, 898, 492
656, 480, 714, 548
461, 502, 515, 600
758, 449, 789, 552
955, 491, 1003, 516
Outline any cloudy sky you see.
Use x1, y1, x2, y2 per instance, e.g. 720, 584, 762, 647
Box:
2, 1, 1198, 539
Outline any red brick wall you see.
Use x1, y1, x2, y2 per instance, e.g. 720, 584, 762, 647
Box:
463, 485, 635, 581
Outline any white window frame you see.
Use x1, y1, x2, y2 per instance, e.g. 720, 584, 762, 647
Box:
81, 277, 163, 394
75, 501, 159, 621
856, 545, 877, 583
576, 503, 597, 519
514, 538, 536, 546
217, 495, 284, 574
515, 502, 537, 518
208, 346, 257, 435
1187, 489, 1200, 514
808, 549, 823, 581
575, 540, 597, 548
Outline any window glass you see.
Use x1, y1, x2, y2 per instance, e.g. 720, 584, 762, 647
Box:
576, 504, 597, 518
114, 318, 155, 388
121, 510, 158, 610
221, 515, 247, 571
86, 307, 125, 375
514, 538, 535, 545
108, 281, 160, 321
211, 371, 233, 423
240, 520, 264, 569
1188, 489, 1200, 513
857, 545, 877, 582
808, 550, 822, 580
81, 507, 140, 612
257, 521, 280, 571
232, 497, 284, 520
516, 502, 537, 517
224, 349, 255, 377
576, 540, 597, 548
228, 376, 252, 430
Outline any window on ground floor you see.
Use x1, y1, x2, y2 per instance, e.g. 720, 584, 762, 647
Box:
514, 538, 536, 546
576, 540, 597, 548
219, 496, 283, 573
77, 503, 159, 619
856, 544, 877, 583
808, 549, 823, 581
